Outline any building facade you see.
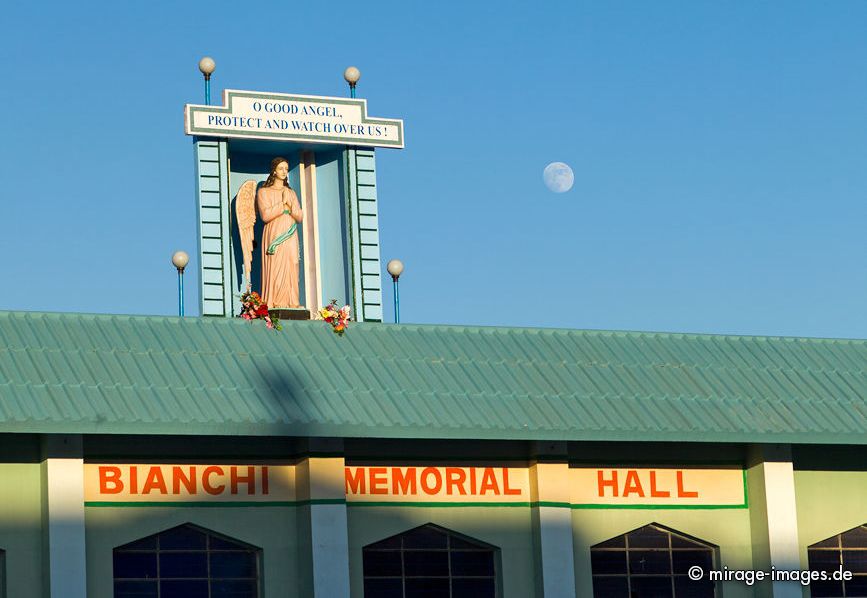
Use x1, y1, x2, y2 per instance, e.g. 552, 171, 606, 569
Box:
0, 312, 865, 597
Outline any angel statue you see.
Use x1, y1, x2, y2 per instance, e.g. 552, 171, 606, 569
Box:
235, 157, 304, 309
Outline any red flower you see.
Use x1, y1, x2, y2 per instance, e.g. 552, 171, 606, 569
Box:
255, 305, 269, 317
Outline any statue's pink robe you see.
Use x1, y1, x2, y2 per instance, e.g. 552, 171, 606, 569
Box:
257, 186, 302, 308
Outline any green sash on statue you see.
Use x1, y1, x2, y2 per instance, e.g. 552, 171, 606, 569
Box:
266, 210, 297, 255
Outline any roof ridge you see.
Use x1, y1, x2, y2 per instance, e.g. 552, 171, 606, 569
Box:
0, 309, 864, 344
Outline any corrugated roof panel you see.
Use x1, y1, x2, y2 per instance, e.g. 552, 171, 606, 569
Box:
0, 312, 866, 442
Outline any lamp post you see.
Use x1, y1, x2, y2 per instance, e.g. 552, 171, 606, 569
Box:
171, 251, 190, 317
198, 57, 216, 105
386, 259, 404, 324
343, 66, 360, 98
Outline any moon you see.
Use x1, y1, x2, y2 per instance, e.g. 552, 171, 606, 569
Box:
543, 162, 574, 193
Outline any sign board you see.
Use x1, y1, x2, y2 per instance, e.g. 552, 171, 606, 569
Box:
185, 89, 404, 148
83, 464, 745, 508
571, 468, 746, 507
84, 464, 295, 504
344, 466, 530, 504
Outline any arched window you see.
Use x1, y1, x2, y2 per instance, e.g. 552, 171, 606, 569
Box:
808, 523, 867, 597
363, 524, 497, 597
590, 523, 717, 597
113, 524, 260, 598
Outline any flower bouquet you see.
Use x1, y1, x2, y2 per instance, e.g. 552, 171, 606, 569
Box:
318, 300, 351, 335
238, 291, 281, 330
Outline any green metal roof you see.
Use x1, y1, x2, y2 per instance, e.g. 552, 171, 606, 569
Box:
0, 311, 865, 443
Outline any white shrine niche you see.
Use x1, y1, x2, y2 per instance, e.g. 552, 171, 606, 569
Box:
187, 89, 404, 322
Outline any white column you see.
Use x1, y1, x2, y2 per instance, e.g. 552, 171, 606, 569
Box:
531, 457, 577, 598
41, 435, 87, 598
748, 444, 802, 598
298, 456, 351, 598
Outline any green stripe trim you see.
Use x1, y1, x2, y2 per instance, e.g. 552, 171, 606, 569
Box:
346, 500, 746, 510
570, 503, 747, 510
347, 501, 532, 508
84, 497, 746, 510
84, 498, 345, 508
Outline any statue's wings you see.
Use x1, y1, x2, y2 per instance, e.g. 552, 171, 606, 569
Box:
235, 180, 257, 289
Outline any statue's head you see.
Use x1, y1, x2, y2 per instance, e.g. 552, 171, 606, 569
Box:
265, 157, 290, 188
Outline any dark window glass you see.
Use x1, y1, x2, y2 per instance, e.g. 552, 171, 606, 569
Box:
363, 550, 402, 577
845, 575, 867, 595
841, 526, 867, 548
452, 578, 496, 594
809, 579, 843, 598
160, 579, 208, 598
121, 537, 157, 551
672, 550, 713, 574
369, 535, 402, 550
159, 526, 206, 550
591, 550, 628, 575
363, 524, 496, 598
401, 526, 448, 549
811, 536, 839, 549
595, 535, 626, 549
364, 578, 403, 598
404, 577, 449, 597
210, 535, 246, 550
670, 535, 707, 549
113, 553, 157, 579
449, 536, 481, 550
629, 549, 671, 575
590, 524, 716, 597
674, 577, 716, 598
592, 575, 629, 597
451, 551, 494, 576
628, 526, 670, 548
113, 524, 260, 598
808, 525, 867, 597
114, 580, 157, 598
404, 551, 448, 576
159, 552, 207, 578
630, 576, 674, 597
842, 550, 867, 574
211, 579, 258, 598
210, 552, 258, 578
808, 549, 840, 572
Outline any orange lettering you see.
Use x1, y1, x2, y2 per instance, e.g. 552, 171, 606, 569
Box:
130, 466, 138, 494
676, 471, 698, 498
392, 467, 417, 495
231, 466, 256, 495
202, 466, 225, 495
649, 471, 670, 498
445, 468, 468, 496
142, 467, 168, 495
502, 468, 521, 496
479, 468, 500, 495
172, 466, 196, 495
370, 467, 388, 495
420, 467, 442, 494
623, 470, 645, 497
262, 466, 269, 495
99, 466, 123, 494
597, 470, 618, 497
470, 468, 477, 494
345, 467, 366, 494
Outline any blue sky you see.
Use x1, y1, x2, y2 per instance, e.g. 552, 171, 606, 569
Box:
1, 1, 865, 338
